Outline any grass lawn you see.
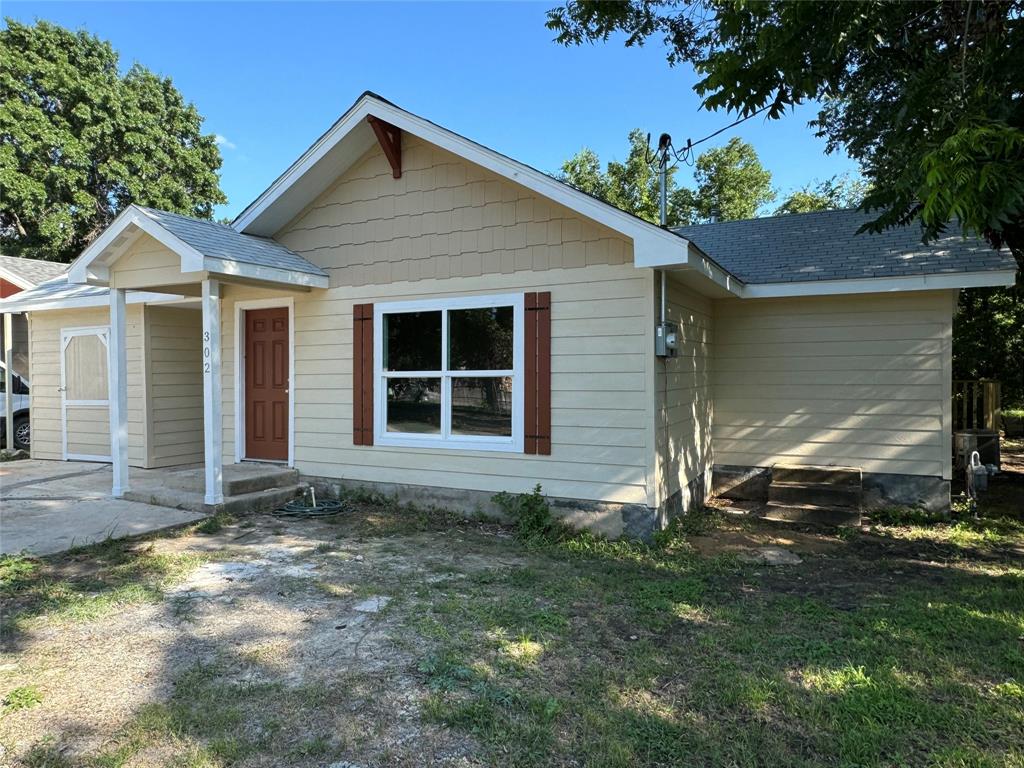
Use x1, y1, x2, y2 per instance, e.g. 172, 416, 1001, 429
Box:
2, 456, 1022, 767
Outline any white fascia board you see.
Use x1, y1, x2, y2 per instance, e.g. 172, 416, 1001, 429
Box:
0, 290, 186, 314
741, 269, 1018, 298
68, 205, 205, 285
204, 258, 329, 289
635, 239, 745, 296
232, 95, 690, 253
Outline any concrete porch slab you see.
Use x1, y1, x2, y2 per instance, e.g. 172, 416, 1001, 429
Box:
0, 459, 204, 556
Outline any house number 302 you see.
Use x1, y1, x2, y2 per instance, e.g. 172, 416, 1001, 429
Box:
203, 331, 212, 373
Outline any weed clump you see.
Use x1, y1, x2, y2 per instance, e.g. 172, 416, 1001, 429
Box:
493, 485, 568, 545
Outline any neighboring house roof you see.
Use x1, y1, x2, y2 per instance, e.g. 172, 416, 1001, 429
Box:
673, 209, 1017, 286
0, 255, 67, 290
68, 205, 328, 290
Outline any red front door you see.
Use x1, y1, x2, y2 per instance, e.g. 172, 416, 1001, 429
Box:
245, 307, 289, 461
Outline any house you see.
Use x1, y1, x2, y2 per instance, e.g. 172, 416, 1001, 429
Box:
0, 254, 68, 450
0, 92, 1016, 536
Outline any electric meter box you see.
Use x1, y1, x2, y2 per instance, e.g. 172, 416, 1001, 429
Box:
655, 321, 679, 358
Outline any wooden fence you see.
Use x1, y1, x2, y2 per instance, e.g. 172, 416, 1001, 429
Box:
953, 379, 1001, 431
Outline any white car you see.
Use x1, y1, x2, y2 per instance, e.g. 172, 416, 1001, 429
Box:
0, 361, 30, 451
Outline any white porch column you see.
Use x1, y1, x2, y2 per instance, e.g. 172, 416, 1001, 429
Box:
3, 313, 13, 452
108, 288, 130, 496
202, 279, 224, 505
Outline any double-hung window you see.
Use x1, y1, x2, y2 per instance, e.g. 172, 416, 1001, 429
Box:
373, 294, 524, 451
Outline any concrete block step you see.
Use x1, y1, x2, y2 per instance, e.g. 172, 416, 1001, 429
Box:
762, 501, 862, 528
768, 482, 862, 509
159, 465, 299, 496
221, 485, 302, 516
125, 484, 301, 515
771, 464, 862, 488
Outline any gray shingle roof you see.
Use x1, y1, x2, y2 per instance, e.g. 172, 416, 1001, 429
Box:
672, 209, 1017, 284
137, 207, 327, 277
0, 255, 67, 287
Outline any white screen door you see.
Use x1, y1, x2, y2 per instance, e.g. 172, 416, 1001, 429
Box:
61, 327, 112, 462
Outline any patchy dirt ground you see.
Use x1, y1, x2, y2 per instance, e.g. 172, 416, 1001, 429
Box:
2, 451, 1022, 768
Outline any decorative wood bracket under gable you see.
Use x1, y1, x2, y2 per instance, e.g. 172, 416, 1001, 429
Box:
367, 116, 402, 178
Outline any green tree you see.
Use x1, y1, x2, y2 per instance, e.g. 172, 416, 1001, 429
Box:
775, 174, 870, 216
560, 131, 772, 225
547, 1, 1024, 270
688, 137, 774, 221
0, 19, 226, 262
954, 287, 1024, 407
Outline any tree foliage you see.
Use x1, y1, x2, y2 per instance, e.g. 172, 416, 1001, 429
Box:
775, 174, 870, 216
547, 1, 1024, 270
687, 137, 774, 221
954, 287, 1024, 407
559, 131, 772, 225
0, 19, 226, 262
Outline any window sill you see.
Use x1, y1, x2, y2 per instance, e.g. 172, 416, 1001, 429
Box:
374, 434, 524, 453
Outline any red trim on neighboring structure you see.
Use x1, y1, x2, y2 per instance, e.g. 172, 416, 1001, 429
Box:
0, 279, 21, 298
367, 116, 402, 179
353, 303, 375, 445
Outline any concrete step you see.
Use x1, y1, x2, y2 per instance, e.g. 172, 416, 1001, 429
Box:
762, 501, 862, 528
771, 464, 862, 487
124, 484, 301, 515
158, 464, 299, 496
768, 482, 862, 509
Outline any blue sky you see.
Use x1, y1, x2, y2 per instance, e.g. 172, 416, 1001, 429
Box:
6, 1, 859, 221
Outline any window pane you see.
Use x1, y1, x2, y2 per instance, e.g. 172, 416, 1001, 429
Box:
385, 311, 441, 371
386, 378, 441, 434
451, 377, 513, 437
449, 306, 513, 371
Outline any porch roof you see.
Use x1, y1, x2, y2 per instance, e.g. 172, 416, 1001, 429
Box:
0, 276, 179, 313
68, 205, 329, 290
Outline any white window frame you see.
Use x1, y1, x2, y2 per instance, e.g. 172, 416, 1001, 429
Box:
60, 325, 112, 463
373, 293, 524, 452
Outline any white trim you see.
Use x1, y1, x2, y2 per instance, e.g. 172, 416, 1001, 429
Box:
0, 289, 187, 314
108, 288, 130, 496
205, 258, 327, 289
68, 206, 205, 285
65, 204, 328, 292
233, 297, 296, 468
740, 269, 1018, 298
3, 313, 13, 450
202, 280, 224, 505
60, 325, 112, 463
372, 293, 524, 453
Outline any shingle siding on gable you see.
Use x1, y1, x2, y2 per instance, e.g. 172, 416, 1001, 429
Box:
673, 209, 1016, 284
275, 135, 632, 285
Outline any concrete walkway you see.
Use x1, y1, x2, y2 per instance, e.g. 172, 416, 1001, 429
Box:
0, 459, 204, 556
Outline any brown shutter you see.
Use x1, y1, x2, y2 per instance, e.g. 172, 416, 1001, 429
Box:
524, 292, 551, 455
352, 303, 374, 446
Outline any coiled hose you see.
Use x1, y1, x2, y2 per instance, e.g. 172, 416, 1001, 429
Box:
272, 486, 350, 518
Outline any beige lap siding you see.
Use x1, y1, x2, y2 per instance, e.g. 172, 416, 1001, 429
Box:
27, 306, 146, 465
653, 274, 714, 509
712, 291, 956, 480
220, 263, 655, 506
144, 306, 204, 467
